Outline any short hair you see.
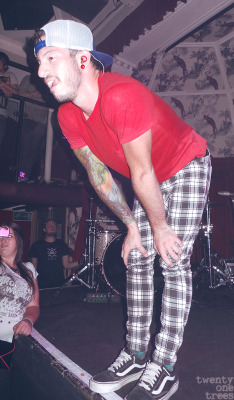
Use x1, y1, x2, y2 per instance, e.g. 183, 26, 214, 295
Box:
33, 29, 45, 47
42, 219, 56, 229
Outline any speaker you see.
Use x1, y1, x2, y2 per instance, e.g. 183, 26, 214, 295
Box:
1, 0, 54, 30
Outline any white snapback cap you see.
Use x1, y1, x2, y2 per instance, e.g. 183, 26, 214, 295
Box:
34, 19, 113, 69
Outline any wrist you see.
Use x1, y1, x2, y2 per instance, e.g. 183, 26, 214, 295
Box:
126, 219, 138, 232
151, 222, 170, 237
22, 318, 33, 327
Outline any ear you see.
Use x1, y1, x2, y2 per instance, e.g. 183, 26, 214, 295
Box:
78, 50, 91, 70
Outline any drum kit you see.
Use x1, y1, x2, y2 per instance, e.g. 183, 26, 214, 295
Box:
66, 197, 128, 296
66, 197, 164, 297
193, 192, 234, 297
67, 190, 234, 298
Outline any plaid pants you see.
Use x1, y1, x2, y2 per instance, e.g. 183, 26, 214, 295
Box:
126, 153, 211, 366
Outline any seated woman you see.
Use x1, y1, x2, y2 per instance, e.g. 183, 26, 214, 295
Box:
0, 222, 40, 400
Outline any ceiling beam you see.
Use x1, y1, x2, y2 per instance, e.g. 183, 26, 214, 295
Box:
115, 0, 234, 65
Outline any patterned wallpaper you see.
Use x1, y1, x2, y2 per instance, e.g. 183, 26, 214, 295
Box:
132, 7, 234, 157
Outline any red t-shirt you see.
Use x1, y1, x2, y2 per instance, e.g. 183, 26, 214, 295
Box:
58, 72, 206, 183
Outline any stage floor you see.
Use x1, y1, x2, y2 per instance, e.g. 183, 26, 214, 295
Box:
12, 283, 234, 400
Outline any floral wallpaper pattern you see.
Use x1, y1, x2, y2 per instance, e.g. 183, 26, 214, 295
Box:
163, 94, 233, 157
132, 7, 234, 157
221, 37, 234, 88
152, 47, 225, 92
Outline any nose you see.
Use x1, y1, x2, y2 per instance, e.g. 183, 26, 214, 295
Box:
38, 62, 46, 79
37, 58, 50, 79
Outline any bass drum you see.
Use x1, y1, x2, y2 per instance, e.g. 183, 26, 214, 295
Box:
102, 233, 164, 297
95, 231, 121, 264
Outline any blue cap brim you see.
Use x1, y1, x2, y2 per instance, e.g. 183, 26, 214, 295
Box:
91, 50, 113, 69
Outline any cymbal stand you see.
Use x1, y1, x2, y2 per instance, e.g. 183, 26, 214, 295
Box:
193, 195, 234, 299
65, 199, 120, 290
201, 201, 214, 288
65, 197, 97, 289
200, 200, 228, 288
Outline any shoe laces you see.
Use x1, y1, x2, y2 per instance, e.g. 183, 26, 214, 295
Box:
139, 363, 162, 390
108, 350, 131, 372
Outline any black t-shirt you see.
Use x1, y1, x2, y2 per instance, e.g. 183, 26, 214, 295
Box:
29, 239, 69, 288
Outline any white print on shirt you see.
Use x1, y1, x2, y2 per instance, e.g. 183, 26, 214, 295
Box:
47, 247, 58, 260
0, 263, 36, 342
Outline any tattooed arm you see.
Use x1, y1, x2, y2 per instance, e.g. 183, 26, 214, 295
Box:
73, 146, 148, 264
73, 146, 133, 224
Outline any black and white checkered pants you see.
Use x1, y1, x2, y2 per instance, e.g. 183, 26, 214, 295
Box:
126, 153, 212, 367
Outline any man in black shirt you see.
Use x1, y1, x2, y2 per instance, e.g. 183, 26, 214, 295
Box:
30, 219, 78, 288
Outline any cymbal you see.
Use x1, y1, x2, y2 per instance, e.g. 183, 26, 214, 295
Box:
218, 191, 234, 197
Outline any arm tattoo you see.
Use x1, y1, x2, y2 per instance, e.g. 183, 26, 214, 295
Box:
74, 147, 134, 226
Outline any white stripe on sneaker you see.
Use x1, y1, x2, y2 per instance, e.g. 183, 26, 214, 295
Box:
116, 362, 146, 377
152, 376, 175, 395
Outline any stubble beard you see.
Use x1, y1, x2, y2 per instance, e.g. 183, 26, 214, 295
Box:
54, 57, 81, 103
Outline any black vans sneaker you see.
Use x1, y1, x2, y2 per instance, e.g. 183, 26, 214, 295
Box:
124, 362, 179, 400
89, 348, 147, 394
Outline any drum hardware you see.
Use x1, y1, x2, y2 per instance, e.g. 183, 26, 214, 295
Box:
65, 265, 93, 289
66, 197, 99, 290
223, 260, 234, 282
65, 199, 164, 296
218, 191, 234, 256
202, 200, 213, 288
70, 193, 234, 295
193, 197, 234, 297
66, 197, 123, 292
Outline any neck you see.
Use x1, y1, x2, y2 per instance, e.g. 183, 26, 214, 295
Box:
1, 257, 17, 269
45, 236, 56, 243
74, 69, 101, 117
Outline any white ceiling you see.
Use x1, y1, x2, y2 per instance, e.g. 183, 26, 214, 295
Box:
0, 0, 233, 69
0, 0, 144, 67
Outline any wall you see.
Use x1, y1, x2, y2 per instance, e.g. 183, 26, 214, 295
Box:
132, 7, 234, 156
131, 7, 234, 260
